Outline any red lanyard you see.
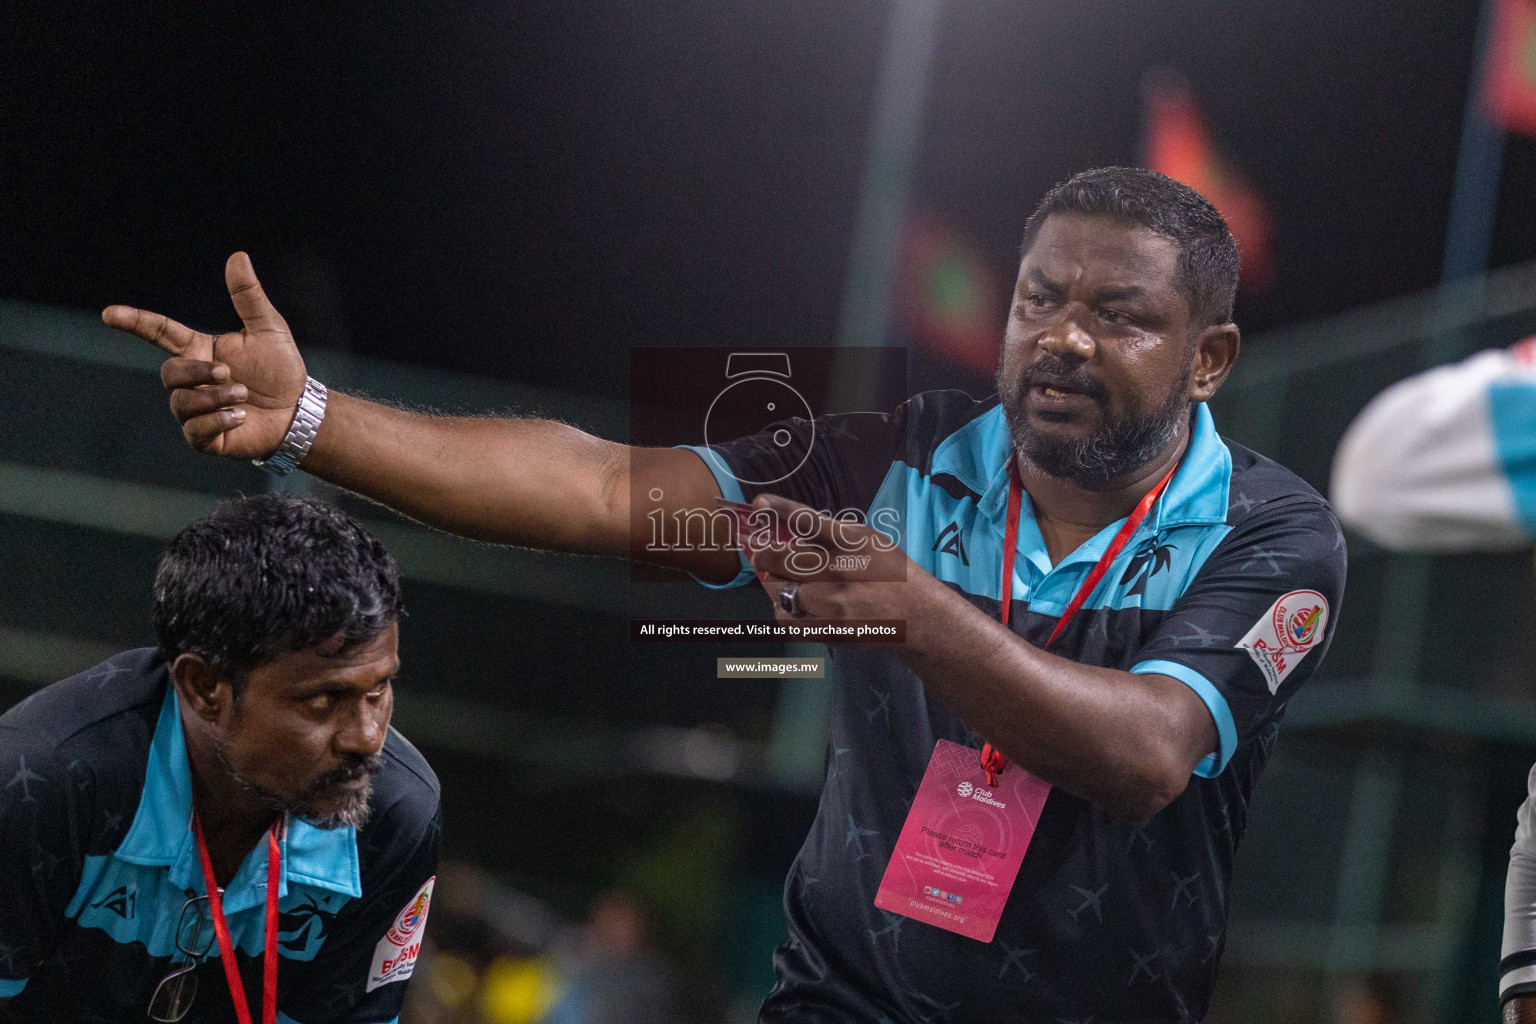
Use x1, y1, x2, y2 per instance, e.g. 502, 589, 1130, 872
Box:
192, 812, 283, 1024
980, 458, 1179, 784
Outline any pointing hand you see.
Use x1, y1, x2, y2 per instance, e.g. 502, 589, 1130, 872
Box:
103, 252, 307, 459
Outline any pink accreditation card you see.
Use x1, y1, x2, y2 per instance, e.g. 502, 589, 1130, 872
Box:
875, 738, 1052, 942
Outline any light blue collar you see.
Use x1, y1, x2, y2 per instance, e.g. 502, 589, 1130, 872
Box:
937, 402, 1231, 572
115, 686, 363, 910
1144, 402, 1232, 531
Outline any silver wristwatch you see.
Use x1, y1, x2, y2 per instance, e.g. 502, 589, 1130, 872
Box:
253, 377, 328, 477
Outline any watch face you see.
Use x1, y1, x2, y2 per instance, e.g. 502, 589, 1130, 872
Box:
703, 375, 815, 487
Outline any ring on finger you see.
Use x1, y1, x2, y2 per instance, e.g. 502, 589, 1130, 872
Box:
777, 581, 806, 618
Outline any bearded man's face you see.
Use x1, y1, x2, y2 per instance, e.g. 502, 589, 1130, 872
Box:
997, 212, 1199, 489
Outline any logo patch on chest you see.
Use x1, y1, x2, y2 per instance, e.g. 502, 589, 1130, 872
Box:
90, 885, 137, 920
932, 521, 970, 565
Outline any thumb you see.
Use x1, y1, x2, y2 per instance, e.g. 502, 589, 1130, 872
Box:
224, 251, 284, 332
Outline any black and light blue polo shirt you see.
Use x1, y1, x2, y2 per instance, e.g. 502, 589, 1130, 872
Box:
0, 649, 441, 1024
685, 390, 1346, 1024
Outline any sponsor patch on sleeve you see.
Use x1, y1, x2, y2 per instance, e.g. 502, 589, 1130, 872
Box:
1236, 590, 1329, 694
366, 876, 434, 993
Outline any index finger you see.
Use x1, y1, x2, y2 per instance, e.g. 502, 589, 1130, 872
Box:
101, 305, 206, 357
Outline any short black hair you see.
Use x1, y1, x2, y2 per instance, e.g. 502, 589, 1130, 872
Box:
153, 495, 404, 687
1020, 167, 1241, 328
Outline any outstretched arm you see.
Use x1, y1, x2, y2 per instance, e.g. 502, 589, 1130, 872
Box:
104, 253, 737, 579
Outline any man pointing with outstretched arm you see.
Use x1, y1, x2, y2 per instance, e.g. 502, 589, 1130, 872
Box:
107, 167, 1346, 1023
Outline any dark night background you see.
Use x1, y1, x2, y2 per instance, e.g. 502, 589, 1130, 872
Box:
5, 0, 1532, 394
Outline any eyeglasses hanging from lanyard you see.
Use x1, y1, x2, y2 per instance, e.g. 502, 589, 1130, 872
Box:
980, 458, 1180, 785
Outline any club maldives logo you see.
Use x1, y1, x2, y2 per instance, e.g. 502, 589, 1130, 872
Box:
388, 888, 431, 946
955, 780, 1006, 809
1287, 604, 1323, 646
1239, 589, 1330, 694
1269, 591, 1327, 653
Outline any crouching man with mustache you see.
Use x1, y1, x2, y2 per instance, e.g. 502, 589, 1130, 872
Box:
0, 495, 440, 1024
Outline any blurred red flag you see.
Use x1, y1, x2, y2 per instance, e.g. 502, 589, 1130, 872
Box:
1485, 0, 1536, 136
1143, 76, 1275, 293
892, 214, 1006, 374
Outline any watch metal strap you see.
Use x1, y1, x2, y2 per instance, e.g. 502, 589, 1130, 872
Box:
253, 377, 328, 477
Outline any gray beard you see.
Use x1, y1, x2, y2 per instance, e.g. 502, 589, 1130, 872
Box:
998, 364, 1190, 490
212, 736, 378, 831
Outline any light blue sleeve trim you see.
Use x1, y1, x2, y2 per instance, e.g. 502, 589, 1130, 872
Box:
0, 976, 26, 997
676, 445, 755, 589
1131, 659, 1237, 778
1488, 382, 1536, 537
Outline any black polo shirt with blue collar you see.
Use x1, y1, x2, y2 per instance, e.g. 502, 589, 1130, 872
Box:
683, 391, 1347, 1024
0, 649, 441, 1024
